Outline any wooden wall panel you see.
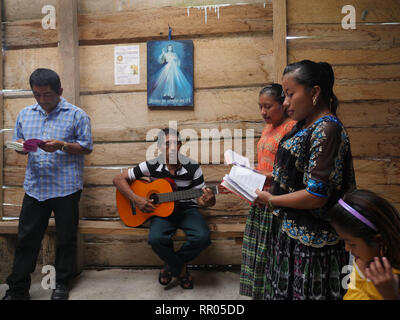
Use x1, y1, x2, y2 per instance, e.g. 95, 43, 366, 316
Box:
3, 88, 264, 142
4, 126, 399, 168
4, 0, 267, 21
289, 46, 400, 66
3, 165, 232, 186
4, 137, 258, 168
338, 101, 400, 128
287, 0, 400, 24
83, 238, 243, 266
5, 4, 272, 49
4, 160, 400, 188
2, 186, 250, 218
286, 0, 400, 219
3, 158, 400, 218
0, 0, 4, 220
3, 0, 400, 270
288, 24, 400, 48
288, 24, 400, 65
5, 34, 273, 92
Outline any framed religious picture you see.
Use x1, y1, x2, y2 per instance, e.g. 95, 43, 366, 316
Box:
147, 40, 194, 107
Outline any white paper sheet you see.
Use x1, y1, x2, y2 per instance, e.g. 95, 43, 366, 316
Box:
224, 149, 250, 167
114, 46, 140, 85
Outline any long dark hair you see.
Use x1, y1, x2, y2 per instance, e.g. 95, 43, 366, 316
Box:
283, 60, 339, 116
259, 83, 285, 104
328, 189, 400, 269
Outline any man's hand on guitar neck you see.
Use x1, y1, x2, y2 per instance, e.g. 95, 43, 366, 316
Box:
134, 195, 156, 213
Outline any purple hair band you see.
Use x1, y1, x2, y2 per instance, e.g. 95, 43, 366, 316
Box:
338, 199, 378, 232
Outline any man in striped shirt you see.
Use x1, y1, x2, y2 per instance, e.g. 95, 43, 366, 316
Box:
113, 128, 215, 289
3, 69, 93, 300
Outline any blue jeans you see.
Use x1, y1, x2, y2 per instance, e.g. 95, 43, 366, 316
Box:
148, 206, 211, 277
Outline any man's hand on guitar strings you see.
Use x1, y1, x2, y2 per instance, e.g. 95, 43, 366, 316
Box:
135, 196, 156, 213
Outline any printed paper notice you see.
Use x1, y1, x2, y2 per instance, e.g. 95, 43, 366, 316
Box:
114, 46, 140, 85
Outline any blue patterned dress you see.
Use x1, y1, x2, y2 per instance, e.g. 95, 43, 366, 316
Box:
264, 115, 356, 300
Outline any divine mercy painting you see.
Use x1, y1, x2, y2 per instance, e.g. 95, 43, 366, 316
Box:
147, 40, 194, 107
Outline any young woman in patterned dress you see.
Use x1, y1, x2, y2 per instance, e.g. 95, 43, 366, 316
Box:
239, 84, 296, 299
254, 60, 356, 299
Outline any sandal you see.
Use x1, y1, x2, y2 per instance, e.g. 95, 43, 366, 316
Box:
158, 266, 172, 286
178, 270, 194, 289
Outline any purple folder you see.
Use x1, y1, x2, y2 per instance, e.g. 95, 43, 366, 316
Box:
23, 139, 46, 152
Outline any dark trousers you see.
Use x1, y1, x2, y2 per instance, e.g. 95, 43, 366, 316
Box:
148, 206, 211, 277
6, 190, 81, 296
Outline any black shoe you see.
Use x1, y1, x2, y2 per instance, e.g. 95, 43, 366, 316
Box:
2, 292, 31, 300
51, 283, 69, 300
158, 265, 173, 286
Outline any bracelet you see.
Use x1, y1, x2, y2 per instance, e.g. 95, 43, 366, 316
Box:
61, 142, 68, 152
267, 198, 275, 210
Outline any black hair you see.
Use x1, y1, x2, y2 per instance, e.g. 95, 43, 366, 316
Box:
29, 68, 61, 93
283, 60, 339, 115
259, 83, 285, 104
157, 127, 181, 148
328, 189, 400, 269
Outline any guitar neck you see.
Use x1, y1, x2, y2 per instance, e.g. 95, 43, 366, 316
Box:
157, 185, 218, 204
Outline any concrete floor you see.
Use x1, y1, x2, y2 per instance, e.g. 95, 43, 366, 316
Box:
0, 267, 251, 300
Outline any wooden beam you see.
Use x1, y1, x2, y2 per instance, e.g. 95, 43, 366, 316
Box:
4, 35, 274, 93
0, 219, 245, 240
57, 0, 80, 106
273, 0, 287, 83
5, 4, 273, 49
287, 0, 400, 25
0, 1, 4, 220
56, 0, 82, 272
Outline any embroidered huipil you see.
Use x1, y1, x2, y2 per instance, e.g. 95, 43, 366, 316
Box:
13, 97, 93, 201
256, 119, 296, 175
270, 116, 356, 247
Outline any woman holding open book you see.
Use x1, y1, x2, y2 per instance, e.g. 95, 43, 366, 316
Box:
253, 60, 356, 300
239, 84, 296, 299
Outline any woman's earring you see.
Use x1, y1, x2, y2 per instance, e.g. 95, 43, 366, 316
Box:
313, 97, 317, 106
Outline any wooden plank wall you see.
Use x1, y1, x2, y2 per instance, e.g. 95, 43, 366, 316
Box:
287, 0, 400, 211
2, 0, 399, 268
1, 1, 273, 266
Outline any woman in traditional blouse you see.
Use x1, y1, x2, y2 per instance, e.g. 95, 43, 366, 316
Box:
254, 60, 356, 299
240, 84, 296, 299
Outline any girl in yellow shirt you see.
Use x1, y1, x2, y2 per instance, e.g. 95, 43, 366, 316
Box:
329, 189, 400, 300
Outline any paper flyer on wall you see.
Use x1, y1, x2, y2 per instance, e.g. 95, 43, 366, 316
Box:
114, 45, 140, 85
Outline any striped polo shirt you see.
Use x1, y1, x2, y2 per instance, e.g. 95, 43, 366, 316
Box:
127, 155, 206, 208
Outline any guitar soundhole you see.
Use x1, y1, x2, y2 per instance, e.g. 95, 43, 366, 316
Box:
149, 193, 159, 204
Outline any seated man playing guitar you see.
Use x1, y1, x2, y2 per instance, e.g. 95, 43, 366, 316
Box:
113, 128, 216, 289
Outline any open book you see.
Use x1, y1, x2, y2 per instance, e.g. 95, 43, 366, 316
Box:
6, 139, 45, 152
221, 150, 266, 203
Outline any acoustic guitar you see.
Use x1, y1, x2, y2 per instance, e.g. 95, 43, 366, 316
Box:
116, 178, 218, 227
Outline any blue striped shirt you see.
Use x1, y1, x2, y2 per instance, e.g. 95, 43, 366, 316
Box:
13, 97, 93, 201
